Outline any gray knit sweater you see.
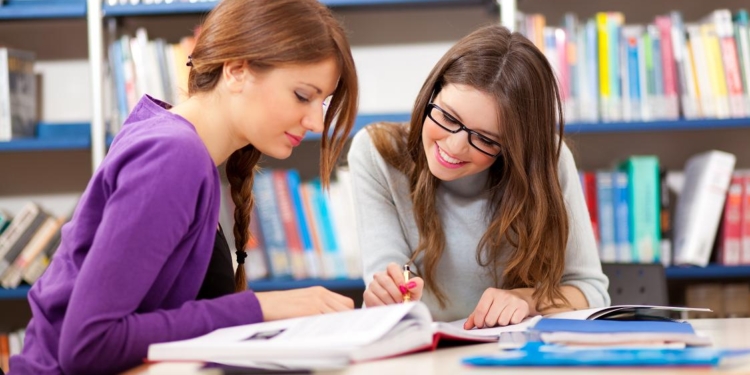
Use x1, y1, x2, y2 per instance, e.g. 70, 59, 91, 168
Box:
347, 128, 610, 321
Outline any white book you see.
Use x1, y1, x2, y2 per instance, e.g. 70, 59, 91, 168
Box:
148, 302, 532, 369
673, 151, 736, 266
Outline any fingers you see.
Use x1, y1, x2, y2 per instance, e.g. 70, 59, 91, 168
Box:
363, 288, 384, 307
313, 287, 354, 312
405, 277, 424, 301
386, 262, 406, 284
464, 312, 476, 330
497, 304, 516, 326
323, 294, 354, 313
509, 307, 528, 325
484, 300, 504, 328
368, 278, 398, 305
472, 292, 494, 329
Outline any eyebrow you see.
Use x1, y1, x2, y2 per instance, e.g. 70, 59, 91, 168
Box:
301, 82, 322, 95
440, 102, 501, 139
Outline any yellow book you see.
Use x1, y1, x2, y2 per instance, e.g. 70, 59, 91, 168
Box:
701, 24, 730, 118
597, 12, 610, 99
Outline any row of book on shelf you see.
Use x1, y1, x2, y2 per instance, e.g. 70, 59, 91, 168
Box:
0, 169, 363, 291
221, 168, 363, 282
0, 202, 65, 289
0, 202, 63, 290
106, 27, 196, 135
581, 150, 750, 267
686, 282, 750, 319
0, 328, 24, 374
0, 47, 35, 141
517, 9, 750, 123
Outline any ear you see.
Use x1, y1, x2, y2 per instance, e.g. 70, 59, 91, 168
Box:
222, 60, 250, 93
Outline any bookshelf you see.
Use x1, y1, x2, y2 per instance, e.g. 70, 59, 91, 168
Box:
0, 0, 86, 20
3, 263, 750, 300
102, 0, 488, 17
3, 0, 750, 331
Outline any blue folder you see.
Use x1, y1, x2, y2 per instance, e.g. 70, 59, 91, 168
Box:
531, 318, 695, 334
462, 343, 750, 367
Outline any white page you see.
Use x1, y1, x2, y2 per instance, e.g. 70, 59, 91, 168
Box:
435, 315, 542, 337
148, 302, 431, 362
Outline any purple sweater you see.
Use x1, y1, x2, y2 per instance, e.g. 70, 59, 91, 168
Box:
10, 96, 264, 375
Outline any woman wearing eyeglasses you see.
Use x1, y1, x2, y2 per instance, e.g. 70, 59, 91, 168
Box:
348, 25, 609, 328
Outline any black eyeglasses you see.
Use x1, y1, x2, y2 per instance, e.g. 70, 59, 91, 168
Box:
426, 103, 502, 157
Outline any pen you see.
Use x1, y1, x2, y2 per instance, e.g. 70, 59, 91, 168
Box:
402, 264, 410, 303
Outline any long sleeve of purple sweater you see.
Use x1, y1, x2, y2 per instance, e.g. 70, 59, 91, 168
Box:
10, 96, 264, 375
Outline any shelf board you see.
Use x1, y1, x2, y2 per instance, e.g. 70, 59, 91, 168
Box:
248, 278, 365, 292
0, 285, 31, 300
0, 137, 90, 152
665, 264, 750, 280
4, 265, 750, 300
0, 0, 86, 20
306, 112, 411, 140
0, 280, 363, 300
102, 0, 485, 17
566, 117, 750, 133
0, 123, 91, 152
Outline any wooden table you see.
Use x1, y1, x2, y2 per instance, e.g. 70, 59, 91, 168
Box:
126, 318, 750, 374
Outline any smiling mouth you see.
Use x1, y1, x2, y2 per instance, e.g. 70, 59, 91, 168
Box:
435, 143, 466, 168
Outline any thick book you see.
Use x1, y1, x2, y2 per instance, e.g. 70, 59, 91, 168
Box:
148, 302, 512, 368
532, 319, 711, 348
546, 305, 711, 321
0, 48, 36, 141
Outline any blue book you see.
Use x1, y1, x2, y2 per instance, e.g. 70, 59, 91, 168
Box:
612, 171, 632, 262
532, 318, 694, 334
463, 344, 750, 367
252, 171, 291, 279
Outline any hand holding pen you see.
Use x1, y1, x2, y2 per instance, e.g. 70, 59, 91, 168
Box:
363, 262, 424, 307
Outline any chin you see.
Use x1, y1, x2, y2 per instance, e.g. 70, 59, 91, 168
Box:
426, 160, 455, 182
259, 147, 293, 160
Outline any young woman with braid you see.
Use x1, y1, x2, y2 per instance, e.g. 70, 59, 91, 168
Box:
11, 0, 357, 373
349, 25, 609, 328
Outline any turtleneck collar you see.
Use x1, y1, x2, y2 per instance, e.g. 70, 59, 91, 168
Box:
439, 168, 490, 198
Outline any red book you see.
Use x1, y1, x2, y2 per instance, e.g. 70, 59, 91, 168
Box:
719, 173, 743, 265
584, 172, 600, 243
271, 170, 307, 279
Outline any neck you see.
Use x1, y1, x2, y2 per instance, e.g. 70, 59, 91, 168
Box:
169, 93, 244, 166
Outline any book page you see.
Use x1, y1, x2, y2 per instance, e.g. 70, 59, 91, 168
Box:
434, 315, 542, 338
271, 302, 430, 347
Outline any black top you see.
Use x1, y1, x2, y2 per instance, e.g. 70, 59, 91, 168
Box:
196, 225, 235, 300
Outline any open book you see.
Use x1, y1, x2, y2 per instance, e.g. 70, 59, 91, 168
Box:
546, 305, 712, 321
148, 302, 527, 369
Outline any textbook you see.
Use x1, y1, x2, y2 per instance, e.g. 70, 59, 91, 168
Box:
463, 343, 750, 367
545, 305, 712, 321
148, 302, 517, 368
532, 318, 712, 347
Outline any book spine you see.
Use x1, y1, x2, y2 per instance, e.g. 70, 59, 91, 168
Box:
287, 170, 321, 279
613, 171, 632, 263
741, 173, 750, 264
596, 171, 616, 262
252, 172, 291, 278
719, 173, 743, 265
271, 170, 307, 280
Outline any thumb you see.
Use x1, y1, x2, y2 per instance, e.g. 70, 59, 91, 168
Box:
406, 277, 424, 301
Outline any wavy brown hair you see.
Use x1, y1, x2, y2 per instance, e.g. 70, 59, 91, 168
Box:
188, 0, 358, 292
369, 25, 568, 311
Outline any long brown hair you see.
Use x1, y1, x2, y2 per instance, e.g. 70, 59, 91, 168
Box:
188, 0, 358, 292
370, 25, 568, 311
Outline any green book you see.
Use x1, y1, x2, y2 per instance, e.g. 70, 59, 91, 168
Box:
620, 156, 661, 263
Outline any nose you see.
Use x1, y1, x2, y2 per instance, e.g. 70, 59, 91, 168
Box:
444, 130, 470, 155
302, 105, 325, 134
